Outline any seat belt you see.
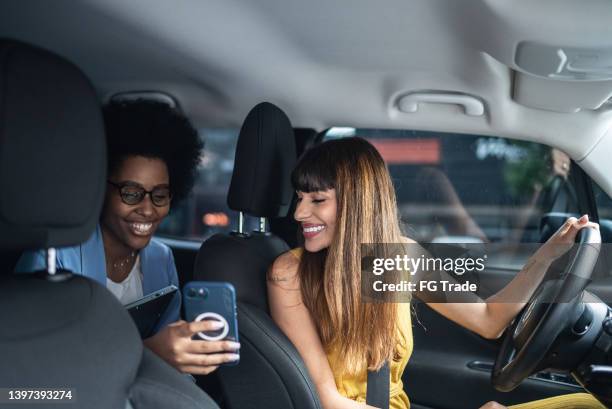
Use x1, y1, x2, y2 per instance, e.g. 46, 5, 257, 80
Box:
366, 361, 390, 409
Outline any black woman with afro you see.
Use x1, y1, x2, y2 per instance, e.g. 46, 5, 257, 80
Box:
17, 100, 240, 375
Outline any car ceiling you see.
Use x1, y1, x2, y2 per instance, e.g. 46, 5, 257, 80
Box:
2, 0, 612, 194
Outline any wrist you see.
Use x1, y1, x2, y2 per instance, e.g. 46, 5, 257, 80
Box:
530, 249, 554, 267
143, 332, 167, 356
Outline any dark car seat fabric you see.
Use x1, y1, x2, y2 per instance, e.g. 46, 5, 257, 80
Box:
195, 102, 297, 308
194, 102, 322, 409
130, 349, 219, 409
194, 232, 288, 312
227, 101, 296, 218
0, 38, 218, 409
0, 40, 106, 250
216, 305, 322, 409
0, 273, 142, 409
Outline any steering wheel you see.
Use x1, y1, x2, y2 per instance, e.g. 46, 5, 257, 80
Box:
491, 227, 601, 392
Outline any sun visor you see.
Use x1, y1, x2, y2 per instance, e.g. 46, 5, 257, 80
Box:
513, 71, 612, 113
512, 42, 612, 112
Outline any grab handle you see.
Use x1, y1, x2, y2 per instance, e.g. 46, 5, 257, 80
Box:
397, 93, 485, 116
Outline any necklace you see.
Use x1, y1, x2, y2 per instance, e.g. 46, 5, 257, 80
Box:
112, 251, 136, 272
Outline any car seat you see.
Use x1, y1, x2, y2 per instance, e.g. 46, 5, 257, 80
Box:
0, 39, 218, 409
193, 102, 322, 409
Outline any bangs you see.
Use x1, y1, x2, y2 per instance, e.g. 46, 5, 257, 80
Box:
291, 144, 336, 192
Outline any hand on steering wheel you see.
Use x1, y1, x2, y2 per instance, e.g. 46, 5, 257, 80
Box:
535, 215, 599, 262
491, 220, 601, 392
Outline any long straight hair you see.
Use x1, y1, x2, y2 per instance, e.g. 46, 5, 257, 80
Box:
292, 137, 405, 373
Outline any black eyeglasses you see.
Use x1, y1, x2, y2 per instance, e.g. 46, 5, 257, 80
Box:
107, 181, 172, 207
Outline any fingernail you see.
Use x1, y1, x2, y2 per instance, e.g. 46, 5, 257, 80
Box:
209, 321, 225, 329
229, 342, 241, 350
229, 354, 240, 361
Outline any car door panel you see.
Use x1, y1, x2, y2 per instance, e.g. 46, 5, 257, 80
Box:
405, 303, 585, 409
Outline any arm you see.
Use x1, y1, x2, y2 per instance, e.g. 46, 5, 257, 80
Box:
426, 255, 551, 339
424, 215, 598, 339
143, 245, 240, 374
267, 252, 378, 409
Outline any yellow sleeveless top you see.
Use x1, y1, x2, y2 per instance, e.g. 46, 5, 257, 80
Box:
287, 249, 605, 409
289, 248, 413, 409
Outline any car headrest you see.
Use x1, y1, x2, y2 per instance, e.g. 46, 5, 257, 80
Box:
0, 39, 106, 250
227, 102, 296, 218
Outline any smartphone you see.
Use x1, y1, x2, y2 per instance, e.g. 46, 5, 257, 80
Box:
182, 281, 239, 365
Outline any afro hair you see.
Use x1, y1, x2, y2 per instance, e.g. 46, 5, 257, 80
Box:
103, 100, 204, 207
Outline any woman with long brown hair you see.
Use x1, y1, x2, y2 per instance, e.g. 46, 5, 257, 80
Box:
267, 137, 602, 409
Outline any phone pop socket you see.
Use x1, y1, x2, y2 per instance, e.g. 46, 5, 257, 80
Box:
194, 312, 229, 341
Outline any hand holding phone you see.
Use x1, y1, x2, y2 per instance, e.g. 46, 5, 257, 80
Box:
182, 281, 239, 365
143, 319, 240, 374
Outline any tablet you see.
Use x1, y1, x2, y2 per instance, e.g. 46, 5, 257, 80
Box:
125, 285, 178, 338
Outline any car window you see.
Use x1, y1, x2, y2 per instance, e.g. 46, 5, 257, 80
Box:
156, 128, 248, 241
595, 184, 612, 221
594, 183, 612, 264
591, 181, 612, 283
323, 128, 578, 244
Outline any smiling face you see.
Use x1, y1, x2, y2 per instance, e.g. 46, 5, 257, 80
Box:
294, 189, 337, 252
100, 155, 170, 255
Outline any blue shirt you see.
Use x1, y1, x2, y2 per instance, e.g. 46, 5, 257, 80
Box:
15, 225, 181, 335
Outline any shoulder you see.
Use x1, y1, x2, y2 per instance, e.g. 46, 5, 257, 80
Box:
145, 238, 173, 258
141, 238, 177, 284
268, 249, 300, 284
400, 236, 416, 244
272, 249, 300, 272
